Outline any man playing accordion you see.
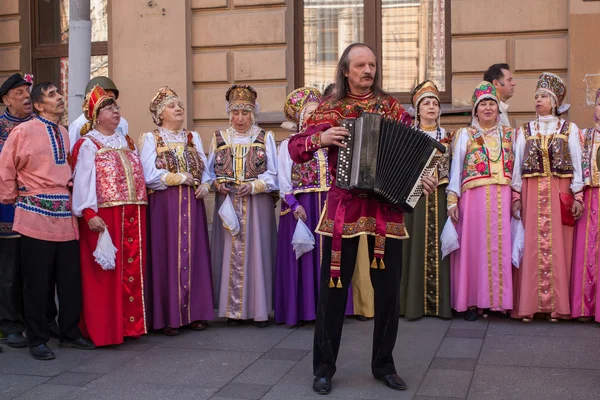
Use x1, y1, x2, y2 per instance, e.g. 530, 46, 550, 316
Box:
288, 43, 437, 395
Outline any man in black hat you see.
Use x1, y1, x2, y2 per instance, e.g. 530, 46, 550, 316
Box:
0, 73, 33, 350
68, 76, 128, 151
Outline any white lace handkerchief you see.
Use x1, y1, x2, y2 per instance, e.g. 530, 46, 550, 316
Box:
291, 219, 315, 260
440, 218, 460, 259
93, 230, 118, 271
219, 195, 240, 237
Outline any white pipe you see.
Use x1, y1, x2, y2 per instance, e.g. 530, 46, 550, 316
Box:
67, 0, 91, 124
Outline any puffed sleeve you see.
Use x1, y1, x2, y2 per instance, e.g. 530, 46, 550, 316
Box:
72, 138, 99, 218
138, 132, 169, 191
190, 131, 213, 187
206, 134, 218, 182
446, 128, 468, 200
252, 130, 279, 194
277, 138, 300, 211
568, 122, 584, 194
511, 125, 526, 193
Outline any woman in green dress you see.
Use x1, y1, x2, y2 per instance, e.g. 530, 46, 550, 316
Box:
400, 80, 453, 320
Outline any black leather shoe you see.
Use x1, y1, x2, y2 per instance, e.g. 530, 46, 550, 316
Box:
29, 344, 56, 360
376, 373, 407, 391
46, 321, 61, 339
355, 315, 369, 322
255, 320, 271, 328
312, 376, 332, 395
60, 337, 95, 350
227, 318, 241, 327
464, 308, 478, 321
6, 333, 27, 348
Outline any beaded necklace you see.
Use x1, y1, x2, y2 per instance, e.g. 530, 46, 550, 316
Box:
474, 124, 503, 163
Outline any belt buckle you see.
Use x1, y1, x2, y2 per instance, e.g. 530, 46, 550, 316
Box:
358, 193, 368, 199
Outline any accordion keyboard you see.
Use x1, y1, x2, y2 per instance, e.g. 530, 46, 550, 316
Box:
405, 151, 441, 208
336, 119, 355, 190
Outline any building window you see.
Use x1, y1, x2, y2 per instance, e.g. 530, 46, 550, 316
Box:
295, 0, 451, 103
31, 0, 108, 122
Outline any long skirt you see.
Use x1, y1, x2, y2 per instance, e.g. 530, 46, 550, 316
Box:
146, 186, 214, 330
571, 187, 600, 320
401, 185, 452, 319
79, 205, 147, 346
212, 192, 277, 322
512, 176, 573, 319
274, 192, 354, 326
451, 185, 513, 312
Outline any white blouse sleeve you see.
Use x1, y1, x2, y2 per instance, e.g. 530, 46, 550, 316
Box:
206, 134, 218, 182
446, 128, 468, 198
256, 131, 279, 193
68, 114, 84, 152
511, 125, 526, 193
277, 138, 293, 199
139, 132, 169, 191
191, 131, 213, 185
72, 138, 99, 217
569, 122, 584, 193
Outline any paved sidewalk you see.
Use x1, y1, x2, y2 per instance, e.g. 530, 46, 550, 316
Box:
1, 316, 600, 399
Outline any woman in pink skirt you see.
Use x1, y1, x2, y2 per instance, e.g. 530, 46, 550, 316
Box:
447, 82, 514, 321
570, 88, 600, 322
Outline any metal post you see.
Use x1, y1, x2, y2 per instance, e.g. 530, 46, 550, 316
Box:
68, 0, 91, 124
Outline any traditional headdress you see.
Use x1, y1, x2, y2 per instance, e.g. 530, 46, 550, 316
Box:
80, 85, 113, 136
410, 80, 440, 126
535, 72, 568, 114
149, 86, 179, 126
282, 87, 322, 132
471, 81, 499, 116
225, 84, 258, 114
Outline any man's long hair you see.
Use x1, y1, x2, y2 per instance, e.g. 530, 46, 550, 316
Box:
333, 43, 386, 102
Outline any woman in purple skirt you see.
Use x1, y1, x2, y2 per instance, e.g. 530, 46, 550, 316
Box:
139, 87, 214, 336
275, 87, 353, 326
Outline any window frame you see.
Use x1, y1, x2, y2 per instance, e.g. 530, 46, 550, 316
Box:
294, 0, 452, 103
29, 0, 108, 72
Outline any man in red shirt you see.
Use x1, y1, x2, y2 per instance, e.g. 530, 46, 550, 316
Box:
288, 43, 437, 394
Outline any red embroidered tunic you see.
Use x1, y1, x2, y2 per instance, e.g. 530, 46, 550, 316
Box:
287, 91, 411, 281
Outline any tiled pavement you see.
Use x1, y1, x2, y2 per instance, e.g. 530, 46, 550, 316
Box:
2, 316, 600, 399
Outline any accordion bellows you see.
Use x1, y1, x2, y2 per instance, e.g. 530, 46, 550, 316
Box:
336, 113, 446, 212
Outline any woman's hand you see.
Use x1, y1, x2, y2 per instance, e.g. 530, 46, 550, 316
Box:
448, 206, 459, 223
293, 205, 307, 222
88, 216, 107, 232
511, 200, 521, 220
214, 181, 230, 196
237, 183, 253, 197
181, 172, 195, 186
572, 201, 584, 219
421, 175, 438, 196
195, 185, 209, 200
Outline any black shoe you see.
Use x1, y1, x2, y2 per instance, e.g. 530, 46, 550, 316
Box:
312, 376, 332, 395
464, 308, 478, 321
29, 344, 56, 360
376, 373, 407, 391
46, 321, 61, 339
255, 320, 271, 328
6, 333, 27, 348
355, 315, 369, 322
227, 318, 241, 327
59, 337, 95, 350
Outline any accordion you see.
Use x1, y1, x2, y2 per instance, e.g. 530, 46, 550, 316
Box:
336, 112, 446, 212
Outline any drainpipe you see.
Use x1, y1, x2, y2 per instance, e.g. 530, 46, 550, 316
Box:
68, 0, 91, 124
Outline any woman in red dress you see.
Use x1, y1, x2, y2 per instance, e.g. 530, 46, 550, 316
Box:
71, 85, 148, 346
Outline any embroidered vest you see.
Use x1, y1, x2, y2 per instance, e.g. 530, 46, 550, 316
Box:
89, 137, 148, 207
522, 121, 573, 178
461, 126, 514, 191
213, 129, 267, 182
581, 127, 600, 187
291, 148, 330, 194
153, 129, 205, 181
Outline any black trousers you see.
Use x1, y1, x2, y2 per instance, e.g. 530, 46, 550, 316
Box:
313, 235, 403, 379
21, 235, 82, 346
0, 238, 25, 334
